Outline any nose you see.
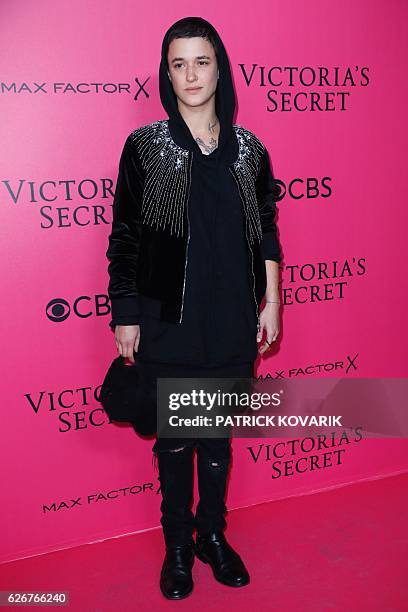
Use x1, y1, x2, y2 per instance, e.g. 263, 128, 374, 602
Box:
186, 64, 198, 83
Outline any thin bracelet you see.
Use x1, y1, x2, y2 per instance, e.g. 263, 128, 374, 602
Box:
266, 300, 280, 304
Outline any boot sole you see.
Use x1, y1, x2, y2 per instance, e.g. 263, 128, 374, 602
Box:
160, 582, 194, 600
194, 550, 250, 587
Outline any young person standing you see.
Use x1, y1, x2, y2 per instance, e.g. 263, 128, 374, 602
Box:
106, 16, 282, 600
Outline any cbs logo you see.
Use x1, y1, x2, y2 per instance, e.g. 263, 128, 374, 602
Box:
274, 177, 332, 201
46, 295, 110, 322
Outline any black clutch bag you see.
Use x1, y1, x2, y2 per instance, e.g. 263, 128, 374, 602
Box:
98, 354, 157, 436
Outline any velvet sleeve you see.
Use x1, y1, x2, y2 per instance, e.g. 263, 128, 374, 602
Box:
105, 134, 144, 330
256, 146, 282, 263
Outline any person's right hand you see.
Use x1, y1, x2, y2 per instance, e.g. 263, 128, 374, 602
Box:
114, 325, 140, 363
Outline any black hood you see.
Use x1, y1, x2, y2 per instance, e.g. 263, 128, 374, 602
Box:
159, 16, 238, 161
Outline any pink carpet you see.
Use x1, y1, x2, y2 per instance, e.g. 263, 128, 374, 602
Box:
1, 473, 406, 611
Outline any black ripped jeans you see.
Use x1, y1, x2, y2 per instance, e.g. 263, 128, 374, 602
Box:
153, 436, 232, 546
141, 359, 253, 547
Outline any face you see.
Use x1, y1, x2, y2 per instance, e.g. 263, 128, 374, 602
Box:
167, 36, 218, 109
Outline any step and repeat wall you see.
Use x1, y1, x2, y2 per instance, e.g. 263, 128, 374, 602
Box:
1, 0, 407, 562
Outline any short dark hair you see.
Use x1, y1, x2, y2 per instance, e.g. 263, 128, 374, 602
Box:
165, 17, 218, 66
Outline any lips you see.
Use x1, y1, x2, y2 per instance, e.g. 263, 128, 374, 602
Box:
185, 87, 202, 91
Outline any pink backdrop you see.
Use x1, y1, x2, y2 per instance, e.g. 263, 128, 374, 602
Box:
1, 0, 407, 563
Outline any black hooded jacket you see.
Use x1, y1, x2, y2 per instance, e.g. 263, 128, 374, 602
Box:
106, 17, 282, 365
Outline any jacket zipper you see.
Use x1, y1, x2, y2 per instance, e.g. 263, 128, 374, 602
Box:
228, 167, 260, 332
179, 152, 193, 323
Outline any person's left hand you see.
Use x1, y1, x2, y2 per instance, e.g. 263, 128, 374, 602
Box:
257, 303, 280, 355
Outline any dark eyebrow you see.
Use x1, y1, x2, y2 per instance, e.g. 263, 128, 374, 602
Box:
170, 55, 211, 64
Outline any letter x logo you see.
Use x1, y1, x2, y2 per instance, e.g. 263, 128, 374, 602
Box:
346, 352, 359, 373
134, 76, 150, 101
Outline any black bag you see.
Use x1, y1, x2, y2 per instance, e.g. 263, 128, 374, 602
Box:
98, 354, 157, 436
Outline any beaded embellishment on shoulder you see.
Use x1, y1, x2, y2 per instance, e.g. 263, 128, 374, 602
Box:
233, 124, 265, 167
130, 120, 191, 237
232, 125, 265, 245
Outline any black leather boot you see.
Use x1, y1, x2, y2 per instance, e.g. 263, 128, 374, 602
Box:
160, 541, 195, 599
195, 531, 250, 587
155, 445, 195, 599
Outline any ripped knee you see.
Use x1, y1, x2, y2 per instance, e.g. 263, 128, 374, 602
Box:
197, 445, 230, 471
151, 445, 188, 471
208, 458, 228, 470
